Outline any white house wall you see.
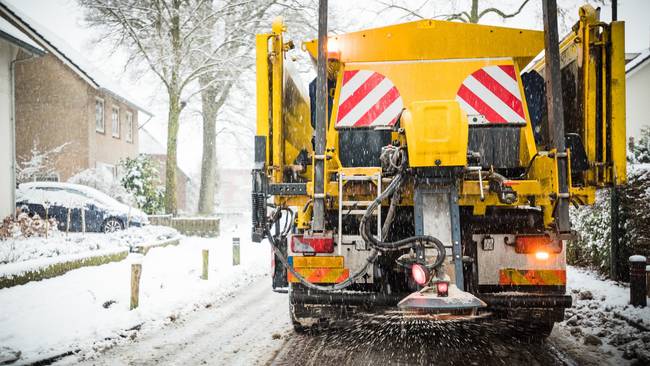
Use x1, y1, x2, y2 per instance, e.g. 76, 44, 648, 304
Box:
0, 38, 16, 218
626, 60, 650, 141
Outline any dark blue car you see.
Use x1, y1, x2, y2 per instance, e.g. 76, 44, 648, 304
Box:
16, 182, 149, 233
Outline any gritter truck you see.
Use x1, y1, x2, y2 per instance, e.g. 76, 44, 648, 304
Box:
251, 3, 627, 338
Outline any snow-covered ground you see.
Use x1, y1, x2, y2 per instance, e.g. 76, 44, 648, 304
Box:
554, 266, 650, 365
0, 225, 178, 265
0, 225, 271, 364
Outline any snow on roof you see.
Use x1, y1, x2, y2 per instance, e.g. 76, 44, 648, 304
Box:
0, 16, 43, 54
139, 128, 166, 156
0, 1, 152, 116
626, 48, 650, 74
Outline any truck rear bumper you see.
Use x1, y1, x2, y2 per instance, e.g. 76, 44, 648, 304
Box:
292, 290, 571, 310
478, 293, 572, 309
291, 290, 403, 307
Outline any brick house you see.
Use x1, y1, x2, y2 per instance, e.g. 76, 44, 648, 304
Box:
0, 2, 152, 183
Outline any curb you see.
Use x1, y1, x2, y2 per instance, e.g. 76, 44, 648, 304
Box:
0, 249, 129, 289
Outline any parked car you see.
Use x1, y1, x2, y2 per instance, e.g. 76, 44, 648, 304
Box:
16, 182, 149, 233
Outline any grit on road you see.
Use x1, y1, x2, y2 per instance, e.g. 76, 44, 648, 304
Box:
68, 277, 595, 366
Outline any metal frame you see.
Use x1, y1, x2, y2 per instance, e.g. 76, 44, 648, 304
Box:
414, 182, 464, 290
337, 172, 381, 255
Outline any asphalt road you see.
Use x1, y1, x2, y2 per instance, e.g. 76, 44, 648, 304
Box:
268, 316, 575, 366
67, 277, 590, 366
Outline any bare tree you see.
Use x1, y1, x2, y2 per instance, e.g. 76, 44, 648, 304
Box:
375, 0, 608, 34
378, 0, 532, 23
77, 0, 232, 214
192, 1, 278, 215
193, 0, 319, 215
16, 141, 70, 184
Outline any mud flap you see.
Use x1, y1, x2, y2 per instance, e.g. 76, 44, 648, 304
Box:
272, 236, 289, 291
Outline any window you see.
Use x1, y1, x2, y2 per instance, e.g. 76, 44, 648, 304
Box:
95, 98, 104, 132
112, 106, 120, 138
126, 111, 133, 143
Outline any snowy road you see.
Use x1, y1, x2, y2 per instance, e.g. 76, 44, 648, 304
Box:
69, 278, 291, 366
63, 276, 592, 366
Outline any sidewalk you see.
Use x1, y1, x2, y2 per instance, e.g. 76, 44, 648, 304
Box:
0, 234, 271, 364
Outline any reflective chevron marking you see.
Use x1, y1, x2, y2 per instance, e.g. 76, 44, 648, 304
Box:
456, 64, 526, 124
336, 70, 403, 128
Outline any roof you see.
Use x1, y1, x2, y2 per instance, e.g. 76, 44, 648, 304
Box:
139, 128, 166, 155
0, 1, 152, 116
0, 16, 43, 55
626, 48, 650, 75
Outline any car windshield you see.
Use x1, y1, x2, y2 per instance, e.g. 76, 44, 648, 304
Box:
18, 185, 123, 208
75, 186, 123, 207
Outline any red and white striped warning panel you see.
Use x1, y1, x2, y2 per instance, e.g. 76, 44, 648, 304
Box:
335, 70, 404, 128
455, 65, 526, 125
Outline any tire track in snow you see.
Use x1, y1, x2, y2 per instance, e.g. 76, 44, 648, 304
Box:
68, 278, 290, 366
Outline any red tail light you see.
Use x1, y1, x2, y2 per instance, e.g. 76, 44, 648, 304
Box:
290, 234, 334, 254
436, 281, 449, 297
411, 263, 430, 286
515, 235, 562, 254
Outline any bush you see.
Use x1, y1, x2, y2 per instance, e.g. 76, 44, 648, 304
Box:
568, 190, 612, 273
628, 126, 650, 164
569, 163, 650, 278
120, 155, 164, 215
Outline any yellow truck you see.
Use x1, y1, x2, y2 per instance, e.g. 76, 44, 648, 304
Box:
251, 3, 626, 337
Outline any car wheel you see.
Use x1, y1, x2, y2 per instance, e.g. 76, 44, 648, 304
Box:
103, 218, 124, 233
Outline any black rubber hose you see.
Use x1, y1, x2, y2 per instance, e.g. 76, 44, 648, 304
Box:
359, 173, 447, 269
265, 225, 379, 292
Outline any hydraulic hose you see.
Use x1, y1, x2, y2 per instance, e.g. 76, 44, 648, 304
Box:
359, 173, 447, 269
265, 225, 379, 292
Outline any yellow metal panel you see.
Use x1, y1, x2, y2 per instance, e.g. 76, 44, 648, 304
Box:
402, 100, 468, 167
288, 268, 349, 283
291, 256, 344, 269
344, 59, 516, 109
304, 20, 544, 70
282, 59, 313, 168
256, 34, 271, 164
610, 21, 627, 185
271, 29, 283, 183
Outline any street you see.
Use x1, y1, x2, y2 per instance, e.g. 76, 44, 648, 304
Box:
63, 276, 605, 366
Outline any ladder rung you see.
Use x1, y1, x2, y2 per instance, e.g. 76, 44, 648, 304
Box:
341, 175, 380, 182
341, 201, 374, 206
340, 235, 363, 243
345, 210, 372, 215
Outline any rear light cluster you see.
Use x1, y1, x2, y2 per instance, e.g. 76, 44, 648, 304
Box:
290, 234, 334, 254
515, 235, 562, 261
515, 235, 562, 254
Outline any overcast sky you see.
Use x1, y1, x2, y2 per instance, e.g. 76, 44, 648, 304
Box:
6, 0, 650, 176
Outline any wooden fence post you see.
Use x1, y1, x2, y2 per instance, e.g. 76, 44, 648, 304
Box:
81, 204, 86, 234
232, 237, 240, 266
66, 207, 71, 234
130, 263, 142, 310
202, 249, 209, 280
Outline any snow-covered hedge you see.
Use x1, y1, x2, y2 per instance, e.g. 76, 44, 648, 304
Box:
569, 163, 650, 278
0, 225, 179, 265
